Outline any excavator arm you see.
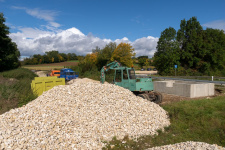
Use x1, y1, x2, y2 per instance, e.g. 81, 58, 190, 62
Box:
100, 61, 121, 83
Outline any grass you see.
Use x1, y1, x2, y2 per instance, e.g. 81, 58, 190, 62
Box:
67, 60, 79, 62
0, 68, 38, 114
102, 96, 225, 149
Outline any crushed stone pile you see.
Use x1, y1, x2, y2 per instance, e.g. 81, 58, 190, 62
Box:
0, 78, 170, 149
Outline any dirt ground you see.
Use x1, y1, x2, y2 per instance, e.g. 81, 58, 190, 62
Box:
160, 87, 225, 105
25, 61, 79, 67
135, 71, 158, 75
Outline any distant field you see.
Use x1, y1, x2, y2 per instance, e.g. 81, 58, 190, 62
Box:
22, 61, 79, 70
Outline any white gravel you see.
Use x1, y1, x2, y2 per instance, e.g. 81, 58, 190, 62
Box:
0, 78, 170, 149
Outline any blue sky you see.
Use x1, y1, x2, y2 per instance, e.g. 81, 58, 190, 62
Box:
1, 0, 225, 58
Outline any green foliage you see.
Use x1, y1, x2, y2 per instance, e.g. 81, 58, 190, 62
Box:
0, 13, 20, 71
154, 27, 180, 75
177, 17, 204, 69
0, 68, 38, 114
154, 17, 225, 76
70, 60, 100, 80
96, 42, 117, 70
23, 50, 79, 65
138, 56, 148, 68
1, 68, 38, 80
102, 96, 225, 149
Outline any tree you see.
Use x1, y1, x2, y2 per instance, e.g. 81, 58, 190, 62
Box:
0, 13, 20, 71
59, 53, 67, 61
138, 56, 148, 68
85, 53, 98, 64
96, 42, 116, 69
111, 43, 135, 67
154, 27, 180, 75
177, 17, 204, 69
202, 28, 225, 74
45, 50, 59, 63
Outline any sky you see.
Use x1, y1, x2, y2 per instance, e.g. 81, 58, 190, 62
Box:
1, 0, 225, 59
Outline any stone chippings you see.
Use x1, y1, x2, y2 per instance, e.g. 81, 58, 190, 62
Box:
147, 141, 225, 150
0, 78, 170, 149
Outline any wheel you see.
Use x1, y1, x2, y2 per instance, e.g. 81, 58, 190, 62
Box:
152, 92, 162, 104
137, 94, 150, 101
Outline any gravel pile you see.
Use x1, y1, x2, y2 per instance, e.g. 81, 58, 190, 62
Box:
0, 78, 170, 149
147, 141, 225, 150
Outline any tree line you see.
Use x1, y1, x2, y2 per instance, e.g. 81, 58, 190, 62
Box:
22, 51, 79, 65
153, 17, 225, 76
79, 42, 135, 71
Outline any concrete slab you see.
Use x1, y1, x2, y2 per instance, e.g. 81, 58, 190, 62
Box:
154, 80, 214, 98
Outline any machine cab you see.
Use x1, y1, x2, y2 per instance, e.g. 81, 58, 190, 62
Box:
114, 67, 136, 91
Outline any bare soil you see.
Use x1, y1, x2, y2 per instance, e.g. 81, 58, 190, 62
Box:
24, 61, 79, 67
160, 86, 225, 105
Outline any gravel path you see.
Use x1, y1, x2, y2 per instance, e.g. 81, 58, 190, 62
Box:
35, 71, 47, 77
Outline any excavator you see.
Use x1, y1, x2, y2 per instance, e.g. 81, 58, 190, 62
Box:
100, 61, 162, 104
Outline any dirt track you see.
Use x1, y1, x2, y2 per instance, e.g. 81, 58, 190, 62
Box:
135, 71, 158, 74
35, 71, 47, 77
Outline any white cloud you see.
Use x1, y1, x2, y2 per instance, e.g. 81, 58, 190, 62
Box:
9, 27, 158, 58
12, 6, 61, 28
203, 20, 225, 31
132, 36, 158, 57
114, 37, 130, 44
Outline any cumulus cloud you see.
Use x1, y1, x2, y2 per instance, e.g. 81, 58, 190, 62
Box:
203, 20, 225, 31
9, 27, 158, 58
132, 36, 158, 57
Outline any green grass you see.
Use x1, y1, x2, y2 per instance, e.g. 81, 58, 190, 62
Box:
102, 96, 225, 149
0, 68, 38, 114
67, 60, 79, 62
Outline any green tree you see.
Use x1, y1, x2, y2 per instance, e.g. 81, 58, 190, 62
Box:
45, 50, 59, 62
43, 55, 50, 63
96, 42, 116, 69
59, 53, 67, 61
138, 56, 148, 68
0, 13, 20, 71
202, 28, 225, 75
177, 17, 204, 70
154, 27, 180, 75
111, 42, 135, 67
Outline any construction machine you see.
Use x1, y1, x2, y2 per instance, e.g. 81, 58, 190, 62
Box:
100, 61, 162, 104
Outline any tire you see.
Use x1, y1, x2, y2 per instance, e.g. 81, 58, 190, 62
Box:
153, 92, 162, 104
137, 94, 150, 101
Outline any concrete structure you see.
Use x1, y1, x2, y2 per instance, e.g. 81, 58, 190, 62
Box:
154, 80, 214, 98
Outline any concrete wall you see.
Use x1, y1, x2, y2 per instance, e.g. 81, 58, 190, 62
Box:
154, 80, 214, 98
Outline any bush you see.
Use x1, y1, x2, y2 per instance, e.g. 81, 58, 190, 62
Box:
0, 68, 38, 114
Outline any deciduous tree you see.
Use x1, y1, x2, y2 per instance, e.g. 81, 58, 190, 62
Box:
111, 43, 135, 67
154, 27, 180, 75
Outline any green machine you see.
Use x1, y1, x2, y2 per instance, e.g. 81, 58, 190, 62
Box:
100, 61, 162, 104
